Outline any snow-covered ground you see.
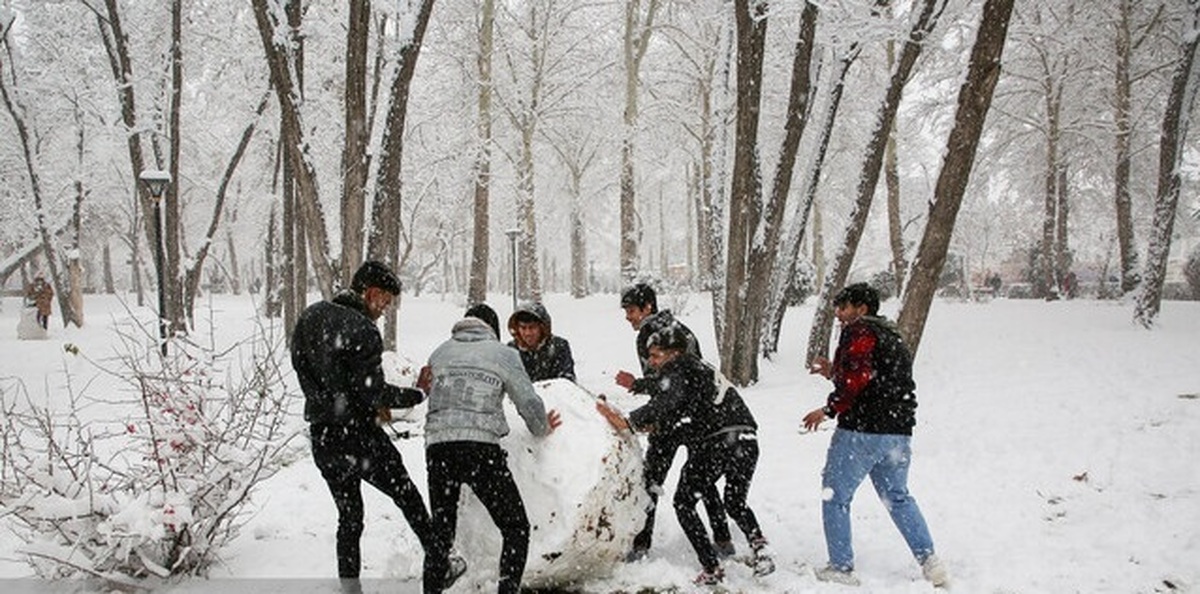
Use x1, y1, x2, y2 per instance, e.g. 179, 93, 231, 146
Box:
1, 291, 1197, 593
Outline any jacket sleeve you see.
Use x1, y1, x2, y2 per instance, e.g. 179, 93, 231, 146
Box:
555, 338, 577, 381
826, 324, 876, 415
346, 322, 394, 412
380, 385, 425, 409
627, 376, 682, 433
501, 348, 551, 436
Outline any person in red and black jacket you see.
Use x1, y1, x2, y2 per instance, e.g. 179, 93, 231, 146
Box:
802, 283, 948, 588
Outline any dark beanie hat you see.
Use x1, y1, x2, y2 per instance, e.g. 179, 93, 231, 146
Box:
464, 303, 501, 339
351, 261, 401, 295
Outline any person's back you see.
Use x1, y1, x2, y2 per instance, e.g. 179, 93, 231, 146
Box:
426, 316, 551, 444
292, 292, 391, 426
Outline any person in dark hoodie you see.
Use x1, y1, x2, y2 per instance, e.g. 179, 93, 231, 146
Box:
291, 261, 466, 589
614, 283, 732, 562
598, 322, 774, 586
420, 303, 562, 594
506, 301, 576, 382
802, 282, 947, 588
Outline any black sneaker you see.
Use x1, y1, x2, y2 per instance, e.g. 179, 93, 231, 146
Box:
443, 554, 467, 589
714, 540, 736, 559
694, 566, 725, 585
624, 546, 649, 563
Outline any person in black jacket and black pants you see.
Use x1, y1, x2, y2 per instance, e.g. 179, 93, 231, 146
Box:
599, 322, 774, 586
613, 283, 731, 563
291, 261, 464, 589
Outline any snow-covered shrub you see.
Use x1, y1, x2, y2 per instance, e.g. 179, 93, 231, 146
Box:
0, 322, 301, 586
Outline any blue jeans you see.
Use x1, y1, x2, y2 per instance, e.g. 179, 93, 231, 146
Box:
821, 428, 934, 570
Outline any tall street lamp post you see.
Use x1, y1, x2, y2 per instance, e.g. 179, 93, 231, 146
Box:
505, 228, 521, 311
139, 170, 170, 356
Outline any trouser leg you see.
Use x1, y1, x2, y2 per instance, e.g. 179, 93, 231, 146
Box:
673, 454, 721, 571
311, 425, 366, 579
721, 437, 763, 543
632, 435, 677, 551
821, 429, 874, 570
360, 428, 435, 551
463, 444, 530, 594
868, 435, 935, 561
423, 444, 461, 594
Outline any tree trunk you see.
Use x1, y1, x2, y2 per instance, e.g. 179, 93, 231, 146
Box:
763, 44, 858, 356
1113, 0, 1139, 294
619, 0, 661, 282
805, 0, 946, 367
897, 0, 1015, 358
1134, 0, 1200, 327
367, 0, 435, 350
252, 0, 337, 299
340, 0, 371, 286
728, 1, 818, 384
1040, 77, 1062, 299
720, 0, 769, 383
468, 0, 495, 305
102, 243, 116, 294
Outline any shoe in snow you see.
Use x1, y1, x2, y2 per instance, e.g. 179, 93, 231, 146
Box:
714, 540, 736, 559
624, 546, 649, 563
443, 554, 467, 589
815, 564, 861, 586
694, 566, 725, 585
921, 554, 949, 587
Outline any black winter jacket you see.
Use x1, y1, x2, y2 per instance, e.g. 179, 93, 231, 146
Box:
292, 290, 424, 425
825, 315, 917, 435
628, 354, 756, 445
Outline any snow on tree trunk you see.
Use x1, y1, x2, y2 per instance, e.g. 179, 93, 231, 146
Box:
448, 379, 649, 589
1135, 0, 1200, 328
897, 0, 1015, 358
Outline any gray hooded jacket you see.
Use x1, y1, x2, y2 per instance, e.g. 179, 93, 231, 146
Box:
425, 317, 551, 446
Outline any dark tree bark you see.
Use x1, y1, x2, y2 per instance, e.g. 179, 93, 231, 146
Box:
468, 0, 496, 305
897, 0, 1015, 358
805, 0, 947, 367
366, 0, 436, 349
1134, 0, 1200, 327
619, 0, 661, 281
341, 0, 371, 285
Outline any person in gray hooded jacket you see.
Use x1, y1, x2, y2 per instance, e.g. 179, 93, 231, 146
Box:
420, 303, 562, 594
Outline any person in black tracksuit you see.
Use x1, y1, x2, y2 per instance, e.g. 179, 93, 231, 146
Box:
599, 322, 774, 585
614, 283, 732, 561
291, 261, 463, 588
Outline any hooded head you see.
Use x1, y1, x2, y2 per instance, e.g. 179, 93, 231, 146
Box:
507, 301, 552, 350
464, 302, 501, 340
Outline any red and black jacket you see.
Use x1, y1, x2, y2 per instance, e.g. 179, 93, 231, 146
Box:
824, 315, 917, 435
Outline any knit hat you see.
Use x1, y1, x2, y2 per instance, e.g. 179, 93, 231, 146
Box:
464, 303, 501, 339
351, 261, 401, 295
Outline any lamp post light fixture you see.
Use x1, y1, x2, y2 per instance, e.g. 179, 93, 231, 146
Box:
505, 228, 521, 311
139, 169, 170, 356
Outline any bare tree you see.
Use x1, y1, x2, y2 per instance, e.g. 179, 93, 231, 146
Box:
366, 0, 437, 349
722, 0, 819, 384
340, 0, 372, 285
619, 0, 661, 281
468, 0, 497, 305
897, 0, 1016, 358
805, 0, 946, 368
1134, 0, 1200, 327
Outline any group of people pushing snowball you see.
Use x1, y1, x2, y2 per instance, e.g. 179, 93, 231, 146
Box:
290, 260, 948, 592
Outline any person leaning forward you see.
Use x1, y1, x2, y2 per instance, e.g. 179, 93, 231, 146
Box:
420, 303, 562, 594
290, 261, 465, 589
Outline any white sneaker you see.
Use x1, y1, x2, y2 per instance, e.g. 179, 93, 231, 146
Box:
921, 554, 949, 587
815, 564, 861, 586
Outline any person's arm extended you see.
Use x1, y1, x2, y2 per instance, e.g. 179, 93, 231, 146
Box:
503, 349, 559, 436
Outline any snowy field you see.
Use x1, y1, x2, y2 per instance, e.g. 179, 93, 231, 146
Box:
0, 290, 1197, 593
